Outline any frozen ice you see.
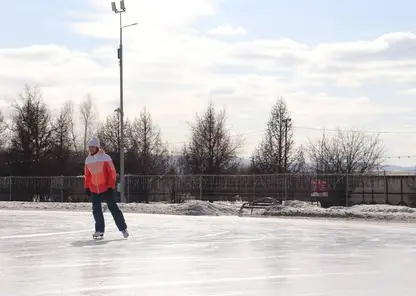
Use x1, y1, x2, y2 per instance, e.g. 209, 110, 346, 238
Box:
1, 209, 416, 295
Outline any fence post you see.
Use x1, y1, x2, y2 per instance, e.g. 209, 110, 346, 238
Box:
60, 176, 64, 203
9, 176, 12, 202
127, 175, 130, 203
345, 173, 349, 207
175, 175, 178, 203
199, 175, 202, 200
49, 177, 53, 202
371, 177, 375, 204
400, 177, 404, 205
384, 170, 388, 204
252, 174, 256, 203
284, 173, 288, 199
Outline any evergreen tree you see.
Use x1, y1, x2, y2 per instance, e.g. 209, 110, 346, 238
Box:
181, 102, 243, 174
251, 98, 294, 173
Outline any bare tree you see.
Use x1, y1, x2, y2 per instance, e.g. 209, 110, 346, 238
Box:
96, 112, 132, 172
125, 108, 169, 175
63, 100, 80, 154
97, 113, 122, 154
0, 110, 8, 150
9, 85, 53, 175
52, 104, 72, 154
291, 145, 309, 173
251, 98, 294, 173
0, 111, 10, 175
50, 102, 82, 175
307, 128, 385, 174
181, 102, 244, 174
79, 94, 97, 152
306, 129, 385, 208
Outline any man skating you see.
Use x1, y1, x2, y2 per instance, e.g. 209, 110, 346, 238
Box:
84, 137, 129, 239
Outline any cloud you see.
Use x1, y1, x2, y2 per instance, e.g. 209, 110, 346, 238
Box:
0, 0, 415, 163
207, 24, 247, 36
399, 88, 416, 95
69, 0, 219, 40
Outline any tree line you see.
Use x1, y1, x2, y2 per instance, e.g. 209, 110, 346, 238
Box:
0, 84, 385, 176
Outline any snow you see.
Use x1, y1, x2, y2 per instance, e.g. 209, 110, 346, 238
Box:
2, 199, 416, 221
0, 200, 242, 216
263, 200, 416, 221
1, 210, 416, 295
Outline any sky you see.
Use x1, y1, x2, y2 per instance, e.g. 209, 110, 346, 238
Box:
1, 0, 416, 166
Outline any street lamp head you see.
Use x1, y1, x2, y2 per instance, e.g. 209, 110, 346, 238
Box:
111, 2, 118, 12
120, 0, 126, 11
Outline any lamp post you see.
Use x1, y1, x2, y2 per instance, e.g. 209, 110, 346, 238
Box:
282, 118, 291, 172
282, 118, 291, 199
111, 1, 137, 202
115, 108, 121, 153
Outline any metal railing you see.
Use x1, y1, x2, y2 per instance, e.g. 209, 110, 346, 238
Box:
0, 173, 416, 207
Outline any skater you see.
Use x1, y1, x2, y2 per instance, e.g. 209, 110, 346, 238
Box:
84, 137, 129, 239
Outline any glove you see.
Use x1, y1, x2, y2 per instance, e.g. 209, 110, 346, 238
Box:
85, 188, 91, 196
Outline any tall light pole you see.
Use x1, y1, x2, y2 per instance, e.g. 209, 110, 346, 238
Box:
111, 1, 137, 202
282, 118, 291, 199
283, 118, 291, 172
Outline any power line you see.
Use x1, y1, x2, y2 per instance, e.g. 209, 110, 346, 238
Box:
293, 126, 416, 134
385, 155, 416, 159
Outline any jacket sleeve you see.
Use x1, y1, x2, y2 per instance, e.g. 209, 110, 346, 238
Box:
104, 159, 117, 189
84, 164, 92, 189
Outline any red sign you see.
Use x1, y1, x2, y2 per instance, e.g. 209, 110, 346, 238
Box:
311, 180, 328, 193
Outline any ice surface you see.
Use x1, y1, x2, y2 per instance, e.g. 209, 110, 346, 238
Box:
1, 210, 416, 295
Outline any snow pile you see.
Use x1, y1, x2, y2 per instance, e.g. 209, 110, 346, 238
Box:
2, 200, 416, 221
0, 201, 241, 216
349, 204, 416, 214
281, 200, 316, 208
178, 201, 239, 216
262, 201, 416, 221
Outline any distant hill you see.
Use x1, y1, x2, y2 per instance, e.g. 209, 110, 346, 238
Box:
380, 165, 416, 172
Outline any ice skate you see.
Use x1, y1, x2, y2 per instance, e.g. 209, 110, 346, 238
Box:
92, 231, 104, 240
121, 229, 129, 238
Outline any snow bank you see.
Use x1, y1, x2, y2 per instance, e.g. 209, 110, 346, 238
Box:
261, 201, 416, 221
0, 201, 241, 216
2, 200, 416, 221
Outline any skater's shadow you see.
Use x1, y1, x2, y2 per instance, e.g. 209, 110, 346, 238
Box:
71, 239, 125, 247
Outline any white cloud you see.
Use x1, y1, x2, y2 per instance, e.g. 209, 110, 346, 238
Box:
207, 24, 247, 36
399, 88, 416, 95
1, 1, 416, 164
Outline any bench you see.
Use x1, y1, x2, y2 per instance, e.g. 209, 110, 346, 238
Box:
238, 197, 281, 216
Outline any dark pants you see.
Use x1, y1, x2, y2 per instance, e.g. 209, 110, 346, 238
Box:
92, 190, 127, 233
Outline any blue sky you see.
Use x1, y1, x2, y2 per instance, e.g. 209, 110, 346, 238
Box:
0, 0, 99, 49
216, 0, 416, 42
1, 0, 416, 165
3, 0, 416, 48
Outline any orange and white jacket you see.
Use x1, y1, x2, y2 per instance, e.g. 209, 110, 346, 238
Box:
84, 150, 117, 194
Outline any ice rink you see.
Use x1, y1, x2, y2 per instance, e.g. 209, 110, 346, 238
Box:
1, 210, 415, 296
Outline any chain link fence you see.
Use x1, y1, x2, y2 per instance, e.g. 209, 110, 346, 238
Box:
1, 173, 416, 207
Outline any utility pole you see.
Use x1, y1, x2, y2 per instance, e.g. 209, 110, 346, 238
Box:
111, 1, 137, 202
283, 118, 291, 172
282, 118, 291, 199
